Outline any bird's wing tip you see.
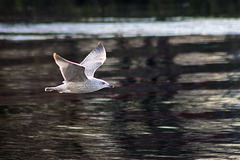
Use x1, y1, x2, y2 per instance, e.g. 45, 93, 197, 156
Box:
97, 42, 105, 48
53, 53, 58, 60
53, 53, 65, 62
96, 42, 105, 52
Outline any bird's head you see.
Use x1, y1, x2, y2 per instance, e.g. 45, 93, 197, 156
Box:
98, 80, 114, 89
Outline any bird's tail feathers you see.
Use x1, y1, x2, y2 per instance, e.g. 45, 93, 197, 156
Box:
45, 87, 57, 92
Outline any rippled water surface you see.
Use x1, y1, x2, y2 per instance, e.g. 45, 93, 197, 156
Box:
1, 35, 240, 159
1, 18, 240, 41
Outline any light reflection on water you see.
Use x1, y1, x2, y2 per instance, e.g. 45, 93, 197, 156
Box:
1, 36, 240, 159
1, 18, 240, 41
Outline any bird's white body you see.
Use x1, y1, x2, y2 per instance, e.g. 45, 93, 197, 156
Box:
45, 42, 113, 93
46, 78, 111, 93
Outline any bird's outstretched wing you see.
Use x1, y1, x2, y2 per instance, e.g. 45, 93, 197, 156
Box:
80, 42, 106, 78
53, 53, 88, 82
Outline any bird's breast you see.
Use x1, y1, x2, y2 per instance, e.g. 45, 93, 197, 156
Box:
65, 82, 89, 93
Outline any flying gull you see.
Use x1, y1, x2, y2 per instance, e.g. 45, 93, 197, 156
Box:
45, 42, 114, 93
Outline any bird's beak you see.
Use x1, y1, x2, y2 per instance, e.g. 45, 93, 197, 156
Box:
108, 84, 114, 88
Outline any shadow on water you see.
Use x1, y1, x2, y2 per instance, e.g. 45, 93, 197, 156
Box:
1, 36, 240, 159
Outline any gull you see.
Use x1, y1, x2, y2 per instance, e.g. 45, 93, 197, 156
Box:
45, 42, 114, 93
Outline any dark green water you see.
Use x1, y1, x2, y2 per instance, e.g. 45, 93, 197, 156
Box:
1, 36, 240, 159
1, 0, 240, 22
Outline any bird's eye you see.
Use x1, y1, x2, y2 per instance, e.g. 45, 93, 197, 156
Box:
101, 82, 105, 85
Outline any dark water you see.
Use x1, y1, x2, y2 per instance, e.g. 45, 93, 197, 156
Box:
1, 0, 240, 23
1, 36, 240, 159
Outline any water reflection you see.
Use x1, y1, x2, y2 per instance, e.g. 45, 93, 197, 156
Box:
1, 18, 240, 41
1, 36, 240, 159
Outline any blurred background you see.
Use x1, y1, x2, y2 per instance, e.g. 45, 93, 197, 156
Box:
1, 0, 240, 159
1, 0, 240, 22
